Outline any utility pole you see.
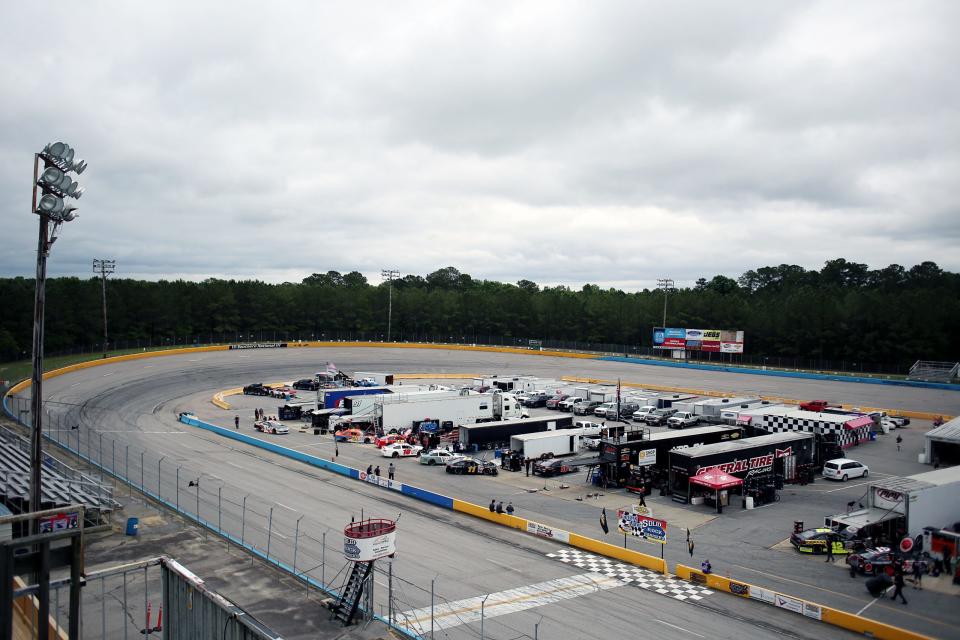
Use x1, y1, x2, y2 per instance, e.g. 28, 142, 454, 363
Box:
92, 259, 116, 359
657, 278, 675, 328
381, 269, 400, 342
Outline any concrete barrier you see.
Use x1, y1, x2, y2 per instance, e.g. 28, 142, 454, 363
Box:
568, 533, 667, 574
674, 564, 932, 640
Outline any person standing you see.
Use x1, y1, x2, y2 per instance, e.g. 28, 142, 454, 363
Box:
388, 462, 396, 480
891, 563, 908, 604
825, 534, 835, 563
366, 465, 373, 476
896, 434, 903, 451
912, 558, 925, 590
374, 465, 381, 477
234, 415, 240, 429
525, 458, 531, 477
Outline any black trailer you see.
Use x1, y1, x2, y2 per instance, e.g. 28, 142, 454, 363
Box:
309, 407, 348, 433
597, 425, 743, 491
669, 432, 815, 506
459, 415, 573, 450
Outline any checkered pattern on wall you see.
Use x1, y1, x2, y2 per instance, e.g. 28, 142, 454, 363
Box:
757, 414, 869, 448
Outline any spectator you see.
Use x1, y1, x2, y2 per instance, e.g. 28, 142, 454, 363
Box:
388, 462, 396, 480
506, 502, 515, 515
374, 465, 381, 477
489, 499, 496, 512
701, 559, 712, 574
496, 501, 504, 514
366, 465, 373, 476
234, 415, 240, 429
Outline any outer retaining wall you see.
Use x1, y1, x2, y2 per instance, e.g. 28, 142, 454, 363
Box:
599, 355, 959, 392
674, 565, 931, 640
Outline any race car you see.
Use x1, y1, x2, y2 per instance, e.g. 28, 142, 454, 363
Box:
846, 548, 927, 577
292, 378, 319, 391
334, 428, 375, 444
445, 457, 498, 476
254, 420, 289, 435
375, 434, 408, 449
243, 383, 270, 396
419, 449, 463, 466
533, 458, 580, 477
789, 528, 863, 555
381, 443, 423, 458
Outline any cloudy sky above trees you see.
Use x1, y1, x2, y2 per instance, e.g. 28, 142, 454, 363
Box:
1, 1, 957, 291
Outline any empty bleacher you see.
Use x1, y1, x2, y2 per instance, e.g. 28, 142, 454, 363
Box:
907, 360, 959, 383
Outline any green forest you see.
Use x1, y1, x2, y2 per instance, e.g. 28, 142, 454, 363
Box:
0, 259, 957, 373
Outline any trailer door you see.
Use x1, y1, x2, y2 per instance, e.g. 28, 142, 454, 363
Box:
781, 454, 797, 481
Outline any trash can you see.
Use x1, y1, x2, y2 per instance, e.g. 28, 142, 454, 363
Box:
869, 431, 877, 441
745, 496, 755, 510
794, 520, 804, 534
314, 428, 320, 435
126, 517, 139, 536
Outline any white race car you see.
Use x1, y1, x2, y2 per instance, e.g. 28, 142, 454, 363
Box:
254, 420, 289, 435
381, 443, 423, 458
419, 449, 463, 466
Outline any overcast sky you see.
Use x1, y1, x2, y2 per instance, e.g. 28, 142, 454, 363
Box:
1, 1, 957, 291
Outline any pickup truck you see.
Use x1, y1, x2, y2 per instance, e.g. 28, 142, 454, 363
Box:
558, 397, 584, 412
667, 411, 699, 429
574, 401, 601, 415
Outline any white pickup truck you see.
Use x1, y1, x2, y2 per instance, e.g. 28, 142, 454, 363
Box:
667, 411, 699, 429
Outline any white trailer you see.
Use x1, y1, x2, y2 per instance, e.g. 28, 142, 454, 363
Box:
692, 396, 763, 419
344, 389, 461, 418
589, 387, 616, 403
510, 429, 584, 459
573, 387, 591, 399
375, 392, 527, 431
353, 371, 395, 386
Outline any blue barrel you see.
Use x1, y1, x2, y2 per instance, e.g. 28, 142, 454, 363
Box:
125, 517, 139, 536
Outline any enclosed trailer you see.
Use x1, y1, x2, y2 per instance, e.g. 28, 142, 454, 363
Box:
353, 371, 395, 386
459, 415, 572, 448
377, 392, 526, 432
511, 429, 584, 459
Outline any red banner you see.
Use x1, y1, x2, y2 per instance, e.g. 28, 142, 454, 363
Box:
700, 341, 720, 352
662, 338, 686, 349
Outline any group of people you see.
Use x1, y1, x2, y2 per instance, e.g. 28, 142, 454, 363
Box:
365, 463, 396, 480
489, 499, 515, 515
253, 408, 273, 421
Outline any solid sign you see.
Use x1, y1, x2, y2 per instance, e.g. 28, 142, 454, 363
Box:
664, 328, 686, 339
635, 448, 657, 467
720, 342, 744, 353
700, 342, 721, 352
39, 512, 78, 534
526, 521, 571, 543
344, 531, 396, 561
900, 537, 914, 553
617, 510, 667, 544
662, 338, 686, 349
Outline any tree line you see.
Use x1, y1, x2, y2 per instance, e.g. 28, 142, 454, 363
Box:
0, 259, 957, 372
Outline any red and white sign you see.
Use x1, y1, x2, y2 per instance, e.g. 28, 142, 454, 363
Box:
700, 341, 721, 352
873, 487, 905, 513
720, 342, 744, 353
662, 338, 686, 349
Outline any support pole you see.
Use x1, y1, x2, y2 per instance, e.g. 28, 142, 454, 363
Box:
28, 154, 49, 524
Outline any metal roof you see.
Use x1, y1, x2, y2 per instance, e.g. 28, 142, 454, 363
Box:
908, 465, 960, 486
925, 417, 960, 443
869, 475, 936, 494
670, 432, 814, 459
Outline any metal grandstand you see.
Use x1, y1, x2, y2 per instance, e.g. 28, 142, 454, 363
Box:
0, 425, 118, 525
907, 360, 959, 383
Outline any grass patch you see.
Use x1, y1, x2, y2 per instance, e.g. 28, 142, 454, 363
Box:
0, 345, 189, 387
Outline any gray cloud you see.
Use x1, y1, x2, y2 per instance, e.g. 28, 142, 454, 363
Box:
1, 1, 958, 291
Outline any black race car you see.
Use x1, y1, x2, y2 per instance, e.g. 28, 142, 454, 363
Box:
789, 528, 864, 555
445, 458, 498, 476
292, 378, 319, 391
533, 458, 580, 477
243, 383, 270, 396
846, 548, 927, 577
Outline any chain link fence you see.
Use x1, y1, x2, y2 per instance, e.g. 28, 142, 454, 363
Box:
3, 393, 553, 640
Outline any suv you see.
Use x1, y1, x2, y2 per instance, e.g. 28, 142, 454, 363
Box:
605, 402, 639, 421
545, 394, 569, 410
823, 459, 869, 482
292, 378, 319, 391
523, 393, 551, 408
667, 411, 699, 429
559, 397, 583, 412
644, 408, 677, 426
574, 401, 601, 415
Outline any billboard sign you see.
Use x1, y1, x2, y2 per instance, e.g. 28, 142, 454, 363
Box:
653, 329, 665, 345
700, 341, 721, 352
720, 342, 744, 353
635, 448, 657, 467
664, 328, 686, 339
684, 329, 705, 340
344, 530, 397, 561
702, 329, 721, 341
662, 338, 686, 349
652, 328, 743, 352
616, 510, 668, 544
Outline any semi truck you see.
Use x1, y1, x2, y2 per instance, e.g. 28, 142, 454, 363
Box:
459, 415, 572, 449
370, 392, 529, 433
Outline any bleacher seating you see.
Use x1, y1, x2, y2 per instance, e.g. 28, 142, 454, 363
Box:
907, 360, 959, 383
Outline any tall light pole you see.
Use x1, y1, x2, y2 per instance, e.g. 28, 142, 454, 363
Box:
657, 278, 675, 329
381, 269, 400, 342
92, 259, 115, 359
30, 142, 87, 522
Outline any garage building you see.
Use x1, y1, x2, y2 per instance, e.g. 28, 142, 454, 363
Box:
923, 417, 960, 466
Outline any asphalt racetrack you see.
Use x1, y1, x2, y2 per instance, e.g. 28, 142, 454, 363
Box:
25, 346, 960, 639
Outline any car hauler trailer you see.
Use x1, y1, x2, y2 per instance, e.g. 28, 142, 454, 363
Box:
352, 372, 395, 386
510, 429, 584, 460
320, 386, 398, 409
344, 388, 458, 419
375, 392, 527, 432
669, 432, 815, 505
459, 415, 572, 449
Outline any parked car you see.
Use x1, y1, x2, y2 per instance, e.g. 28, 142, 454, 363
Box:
594, 402, 616, 417
888, 415, 911, 428
533, 458, 581, 477
846, 548, 926, 577
790, 528, 864, 555
375, 434, 407, 449
523, 393, 551, 408
243, 383, 270, 396
381, 443, 423, 458
604, 402, 639, 421
574, 401, 601, 416
334, 428, 375, 444
823, 458, 869, 482
445, 457, 498, 476
292, 378, 319, 391
559, 397, 584, 412
545, 394, 569, 410
667, 412, 699, 429
419, 449, 463, 466
632, 406, 657, 421
644, 408, 677, 426
583, 435, 602, 450
254, 420, 289, 435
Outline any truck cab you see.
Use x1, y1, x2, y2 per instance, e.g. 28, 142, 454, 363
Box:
667, 411, 699, 429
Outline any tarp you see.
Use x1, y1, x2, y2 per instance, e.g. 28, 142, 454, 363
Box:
689, 471, 743, 490
736, 416, 752, 425
825, 508, 903, 534
844, 415, 874, 430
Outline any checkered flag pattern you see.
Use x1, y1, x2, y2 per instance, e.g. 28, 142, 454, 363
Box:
546, 549, 713, 601
758, 415, 869, 448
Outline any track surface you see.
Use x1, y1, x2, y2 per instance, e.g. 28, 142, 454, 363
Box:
27, 347, 960, 639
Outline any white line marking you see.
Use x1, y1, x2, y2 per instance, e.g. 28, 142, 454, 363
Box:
856, 593, 884, 615
656, 619, 705, 637
487, 558, 525, 574
102, 372, 114, 377
398, 573, 624, 634
143, 365, 153, 368
824, 481, 872, 493
70, 382, 80, 387
275, 503, 297, 512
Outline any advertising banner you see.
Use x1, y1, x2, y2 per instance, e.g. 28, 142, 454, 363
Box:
344, 530, 397, 562
684, 329, 705, 341
700, 341, 721, 352
664, 328, 686, 339
872, 487, 906, 514
662, 338, 686, 349
653, 329, 665, 345
720, 330, 738, 342
635, 448, 657, 467
736, 331, 745, 343
773, 593, 804, 615
720, 342, 744, 353
702, 329, 721, 341
685, 340, 702, 348
229, 342, 287, 350
526, 521, 571, 543
616, 510, 668, 544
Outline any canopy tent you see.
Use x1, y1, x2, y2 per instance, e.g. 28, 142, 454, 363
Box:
844, 415, 874, 430
690, 472, 743, 490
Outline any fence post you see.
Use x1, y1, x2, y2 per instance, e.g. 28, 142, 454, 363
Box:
293, 515, 303, 575
266, 507, 273, 561
176, 466, 180, 511
157, 456, 165, 498
430, 577, 436, 640
98, 432, 104, 476
125, 445, 129, 494
218, 487, 222, 534
388, 562, 393, 625
241, 495, 247, 546
140, 452, 144, 491
321, 531, 326, 587
111, 439, 115, 476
